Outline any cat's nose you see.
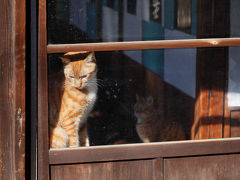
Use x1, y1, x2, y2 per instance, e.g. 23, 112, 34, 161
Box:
76, 81, 82, 88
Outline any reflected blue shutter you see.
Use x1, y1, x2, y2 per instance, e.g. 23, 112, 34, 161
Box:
191, 0, 197, 36
164, 0, 174, 30
87, 2, 97, 40
143, 21, 164, 77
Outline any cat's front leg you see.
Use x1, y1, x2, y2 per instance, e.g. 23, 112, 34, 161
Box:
68, 132, 79, 147
61, 120, 79, 147
50, 126, 69, 148
79, 121, 89, 146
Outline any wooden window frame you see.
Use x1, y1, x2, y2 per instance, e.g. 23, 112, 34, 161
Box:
38, 0, 240, 179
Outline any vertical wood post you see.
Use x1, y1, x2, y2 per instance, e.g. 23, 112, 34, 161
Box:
0, 0, 26, 179
191, 0, 230, 139
38, 0, 49, 179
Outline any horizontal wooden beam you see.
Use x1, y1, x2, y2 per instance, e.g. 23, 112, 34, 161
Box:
47, 38, 240, 53
49, 138, 240, 165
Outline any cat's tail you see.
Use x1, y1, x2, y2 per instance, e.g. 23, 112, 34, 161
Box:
50, 126, 69, 148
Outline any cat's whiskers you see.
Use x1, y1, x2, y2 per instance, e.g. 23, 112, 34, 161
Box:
87, 79, 103, 88
86, 82, 102, 89
95, 78, 104, 82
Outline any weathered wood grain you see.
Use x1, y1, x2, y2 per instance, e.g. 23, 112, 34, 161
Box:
47, 38, 240, 53
0, 0, 26, 179
51, 159, 153, 180
164, 154, 240, 180
192, 0, 230, 140
154, 158, 163, 180
0, 1, 14, 179
49, 138, 240, 165
230, 110, 240, 137
14, 0, 26, 178
38, 0, 49, 179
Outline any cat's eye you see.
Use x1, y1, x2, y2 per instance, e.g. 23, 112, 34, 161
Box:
80, 75, 87, 79
69, 75, 74, 78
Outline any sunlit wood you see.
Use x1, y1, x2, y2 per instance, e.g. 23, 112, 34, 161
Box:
47, 38, 240, 53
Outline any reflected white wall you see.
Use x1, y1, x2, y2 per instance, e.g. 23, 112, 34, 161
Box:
228, 47, 240, 107
164, 29, 196, 98
102, 6, 119, 42
69, 0, 89, 31
123, 0, 142, 63
228, 0, 240, 107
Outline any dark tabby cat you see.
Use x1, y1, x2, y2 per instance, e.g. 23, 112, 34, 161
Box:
134, 95, 186, 143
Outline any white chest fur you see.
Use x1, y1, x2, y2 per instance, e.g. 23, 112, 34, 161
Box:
77, 84, 97, 127
87, 85, 97, 108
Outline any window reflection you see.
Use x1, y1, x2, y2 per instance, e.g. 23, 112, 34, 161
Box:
48, 0, 198, 44
48, 48, 196, 147
48, 46, 240, 148
48, 0, 239, 44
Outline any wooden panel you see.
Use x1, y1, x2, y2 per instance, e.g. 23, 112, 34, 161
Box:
164, 154, 240, 180
192, 0, 230, 140
193, 47, 227, 139
14, 0, 26, 178
0, 0, 26, 179
191, 48, 227, 139
154, 158, 163, 180
51, 159, 153, 180
209, 47, 227, 138
38, 0, 49, 179
49, 138, 240, 165
47, 38, 240, 53
224, 77, 231, 138
192, 48, 211, 139
30, 0, 38, 178
230, 110, 240, 137
192, 48, 227, 139
0, 1, 14, 179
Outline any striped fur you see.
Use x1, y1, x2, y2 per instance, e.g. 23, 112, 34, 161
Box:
134, 95, 186, 143
49, 51, 97, 148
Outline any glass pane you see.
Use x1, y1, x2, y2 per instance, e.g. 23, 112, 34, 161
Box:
230, 0, 240, 37
48, 47, 239, 149
47, 0, 240, 44
228, 46, 240, 107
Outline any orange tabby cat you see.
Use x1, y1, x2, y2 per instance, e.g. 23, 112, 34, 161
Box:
48, 51, 97, 148
134, 95, 186, 143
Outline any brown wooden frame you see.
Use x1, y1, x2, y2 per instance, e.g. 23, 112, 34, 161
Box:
0, 0, 26, 179
47, 38, 240, 53
49, 138, 240, 165
38, 0, 48, 179
38, 0, 240, 179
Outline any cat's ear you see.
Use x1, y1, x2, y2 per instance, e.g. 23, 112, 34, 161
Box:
60, 56, 71, 65
85, 52, 95, 63
146, 96, 153, 105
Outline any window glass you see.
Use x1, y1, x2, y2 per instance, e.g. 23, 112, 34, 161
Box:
228, 46, 240, 107
228, 0, 240, 106
230, 0, 240, 37
47, 47, 240, 148
47, 0, 239, 44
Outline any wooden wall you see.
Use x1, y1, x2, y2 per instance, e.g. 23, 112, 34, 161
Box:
164, 154, 240, 179
51, 159, 157, 180
50, 154, 240, 180
49, 140, 240, 180
0, 0, 26, 179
